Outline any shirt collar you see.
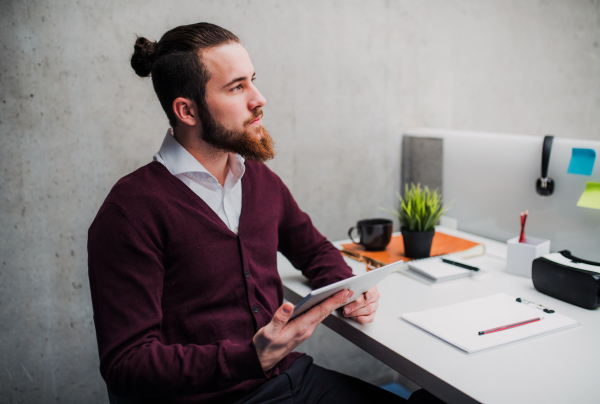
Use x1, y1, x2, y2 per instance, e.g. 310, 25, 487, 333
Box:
156, 129, 245, 180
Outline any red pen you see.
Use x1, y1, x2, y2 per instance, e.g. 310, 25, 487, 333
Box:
519, 210, 528, 243
478, 317, 542, 335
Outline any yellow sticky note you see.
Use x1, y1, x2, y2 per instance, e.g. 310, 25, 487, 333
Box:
577, 182, 600, 210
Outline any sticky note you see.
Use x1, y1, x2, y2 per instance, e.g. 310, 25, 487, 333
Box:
567, 148, 596, 176
577, 182, 600, 210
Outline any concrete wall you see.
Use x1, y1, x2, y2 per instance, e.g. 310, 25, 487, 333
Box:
1, 0, 599, 402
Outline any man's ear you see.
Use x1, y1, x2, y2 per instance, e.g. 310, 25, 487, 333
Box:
172, 97, 198, 127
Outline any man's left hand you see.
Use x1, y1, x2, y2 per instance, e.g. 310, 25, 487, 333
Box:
342, 286, 380, 324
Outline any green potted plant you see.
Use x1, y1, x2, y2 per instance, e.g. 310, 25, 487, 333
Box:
387, 183, 449, 258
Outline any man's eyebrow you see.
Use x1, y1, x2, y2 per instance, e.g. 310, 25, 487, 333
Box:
223, 72, 256, 89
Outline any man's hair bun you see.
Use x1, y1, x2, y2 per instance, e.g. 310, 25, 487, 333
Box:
131, 36, 157, 77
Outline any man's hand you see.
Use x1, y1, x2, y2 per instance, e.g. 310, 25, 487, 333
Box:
253, 289, 352, 372
342, 286, 380, 324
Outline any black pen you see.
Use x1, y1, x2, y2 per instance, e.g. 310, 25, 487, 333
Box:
441, 258, 480, 272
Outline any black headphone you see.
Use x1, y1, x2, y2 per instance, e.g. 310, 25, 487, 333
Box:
536, 135, 555, 196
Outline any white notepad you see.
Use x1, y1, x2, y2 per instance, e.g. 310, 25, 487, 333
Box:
401, 293, 578, 354
407, 256, 474, 282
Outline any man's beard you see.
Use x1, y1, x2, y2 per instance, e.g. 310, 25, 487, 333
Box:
198, 105, 275, 163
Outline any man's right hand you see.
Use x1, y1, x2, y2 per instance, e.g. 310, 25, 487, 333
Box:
252, 289, 353, 372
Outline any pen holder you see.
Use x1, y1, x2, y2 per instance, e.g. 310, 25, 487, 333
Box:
506, 236, 550, 278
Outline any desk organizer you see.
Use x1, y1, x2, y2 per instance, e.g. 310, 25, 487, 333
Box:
506, 236, 550, 277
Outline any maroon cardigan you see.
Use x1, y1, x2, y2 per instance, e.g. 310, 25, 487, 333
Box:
87, 161, 352, 403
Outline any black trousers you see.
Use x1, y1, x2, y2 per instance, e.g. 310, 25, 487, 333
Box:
235, 356, 445, 404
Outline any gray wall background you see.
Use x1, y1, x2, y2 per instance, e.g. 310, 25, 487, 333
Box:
1, 0, 599, 402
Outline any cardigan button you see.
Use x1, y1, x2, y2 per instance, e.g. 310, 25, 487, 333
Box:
245, 270, 250, 278
253, 305, 259, 314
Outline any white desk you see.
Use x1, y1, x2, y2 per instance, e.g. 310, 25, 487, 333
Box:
277, 227, 599, 404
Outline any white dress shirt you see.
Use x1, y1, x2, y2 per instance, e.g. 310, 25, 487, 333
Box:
153, 129, 245, 234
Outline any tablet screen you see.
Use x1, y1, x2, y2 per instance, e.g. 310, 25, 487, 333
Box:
290, 260, 402, 320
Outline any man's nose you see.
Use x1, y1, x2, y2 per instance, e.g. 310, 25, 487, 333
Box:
248, 84, 266, 110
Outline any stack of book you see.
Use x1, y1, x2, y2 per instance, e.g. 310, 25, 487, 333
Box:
340, 231, 486, 282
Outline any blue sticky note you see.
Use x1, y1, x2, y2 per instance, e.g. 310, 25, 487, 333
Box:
567, 148, 596, 176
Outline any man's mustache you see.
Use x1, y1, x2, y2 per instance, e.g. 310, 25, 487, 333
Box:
244, 109, 263, 126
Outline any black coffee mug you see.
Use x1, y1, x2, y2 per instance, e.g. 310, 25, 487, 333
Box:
348, 219, 393, 251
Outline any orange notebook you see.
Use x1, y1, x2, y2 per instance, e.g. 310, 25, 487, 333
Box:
341, 232, 485, 268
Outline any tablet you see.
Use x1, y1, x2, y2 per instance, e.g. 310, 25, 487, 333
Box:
289, 260, 403, 320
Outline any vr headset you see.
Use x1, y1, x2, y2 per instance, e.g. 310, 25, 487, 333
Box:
532, 250, 600, 310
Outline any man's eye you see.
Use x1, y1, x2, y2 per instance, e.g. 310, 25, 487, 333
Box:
232, 84, 242, 92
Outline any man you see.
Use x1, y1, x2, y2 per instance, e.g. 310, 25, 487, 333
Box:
88, 22, 441, 403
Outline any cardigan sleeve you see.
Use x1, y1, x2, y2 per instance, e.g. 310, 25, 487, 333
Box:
87, 203, 266, 397
276, 180, 353, 289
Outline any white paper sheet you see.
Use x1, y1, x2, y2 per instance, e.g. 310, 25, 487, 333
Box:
401, 294, 579, 353
407, 256, 473, 282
